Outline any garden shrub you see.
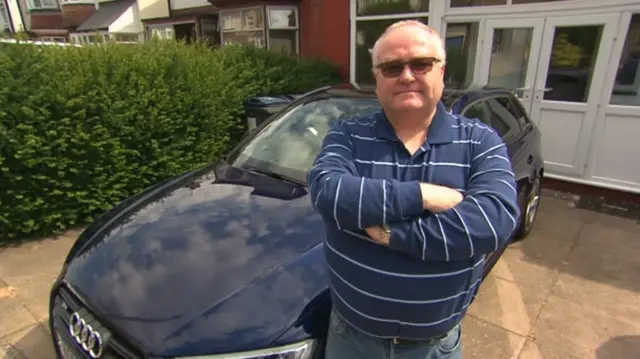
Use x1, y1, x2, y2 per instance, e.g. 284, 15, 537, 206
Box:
0, 39, 343, 241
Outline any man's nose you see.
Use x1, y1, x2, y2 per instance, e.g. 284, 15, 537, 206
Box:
398, 65, 415, 83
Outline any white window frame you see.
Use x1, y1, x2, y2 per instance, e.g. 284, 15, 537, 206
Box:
1, 1, 10, 32
266, 5, 299, 55
219, 6, 266, 48
69, 32, 109, 45
59, 0, 94, 4
145, 21, 195, 41
28, 0, 58, 10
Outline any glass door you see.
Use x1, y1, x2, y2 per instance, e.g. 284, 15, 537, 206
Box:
529, 14, 618, 176
478, 18, 545, 112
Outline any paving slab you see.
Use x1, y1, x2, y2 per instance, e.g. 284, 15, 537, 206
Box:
461, 315, 527, 359
559, 221, 640, 295
517, 339, 581, 359
0, 281, 38, 341
0, 345, 27, 359
0, 232, 77, 324
531, 294, 640, 359
467, 259, 550, 338
0, 324, 56, 359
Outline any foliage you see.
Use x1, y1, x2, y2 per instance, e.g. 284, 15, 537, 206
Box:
0, 39, 342, 241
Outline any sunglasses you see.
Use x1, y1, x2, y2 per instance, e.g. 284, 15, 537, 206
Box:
376, 57, 442, 78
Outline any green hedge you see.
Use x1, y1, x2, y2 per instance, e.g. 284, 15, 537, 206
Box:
0, 39, 343, 242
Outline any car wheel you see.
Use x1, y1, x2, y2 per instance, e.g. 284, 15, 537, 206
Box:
512, 173, 541, 241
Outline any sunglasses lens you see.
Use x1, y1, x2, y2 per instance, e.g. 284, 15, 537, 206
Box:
380, 63, 405, 77
409, 59, 434, 74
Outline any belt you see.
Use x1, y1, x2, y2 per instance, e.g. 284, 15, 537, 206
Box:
391, 332, 447, 346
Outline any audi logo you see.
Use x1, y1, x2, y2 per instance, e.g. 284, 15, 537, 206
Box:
68, 312, 104, 358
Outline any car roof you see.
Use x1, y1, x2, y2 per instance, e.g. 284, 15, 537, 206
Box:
304, 83, 517, 110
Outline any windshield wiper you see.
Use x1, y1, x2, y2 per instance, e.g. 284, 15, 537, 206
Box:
242, 165, 303, 185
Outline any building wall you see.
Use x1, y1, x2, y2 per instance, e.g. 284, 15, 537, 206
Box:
30, 11, 63, 29
110, 3, 142, 33
138, 0, 168, 20
60, 3, 94, 29
300, 0, 349, 81
170, 0, 209, 11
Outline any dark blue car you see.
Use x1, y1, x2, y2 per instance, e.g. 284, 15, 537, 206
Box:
48, 84, 544, 359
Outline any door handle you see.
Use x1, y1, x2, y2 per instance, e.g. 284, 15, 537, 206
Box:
527, 155, 533, 164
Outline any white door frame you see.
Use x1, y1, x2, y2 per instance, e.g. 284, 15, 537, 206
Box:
477, 18, 545, 113
528, 13, 619, 176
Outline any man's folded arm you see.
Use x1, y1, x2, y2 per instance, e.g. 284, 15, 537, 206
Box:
388, 128, 521, 262
308, 120, 424, 231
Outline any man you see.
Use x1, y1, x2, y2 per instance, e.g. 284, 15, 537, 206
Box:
307, 20, 521, 359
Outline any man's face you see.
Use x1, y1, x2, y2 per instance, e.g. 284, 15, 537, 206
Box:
373, 26, 446, 113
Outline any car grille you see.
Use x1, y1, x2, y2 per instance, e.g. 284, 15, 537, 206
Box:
51, 285, 144, 359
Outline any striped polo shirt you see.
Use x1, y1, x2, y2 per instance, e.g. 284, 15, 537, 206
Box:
307, 101, 521, 340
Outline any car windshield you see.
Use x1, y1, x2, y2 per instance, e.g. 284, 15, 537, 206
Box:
228, 96, 382, 184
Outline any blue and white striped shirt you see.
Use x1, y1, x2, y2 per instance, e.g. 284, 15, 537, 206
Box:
308, 101, 521, 340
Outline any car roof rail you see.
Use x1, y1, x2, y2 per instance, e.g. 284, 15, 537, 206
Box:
298, 85, 333, 99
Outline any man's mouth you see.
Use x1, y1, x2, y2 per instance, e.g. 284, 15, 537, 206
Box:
395, 90, 420, 95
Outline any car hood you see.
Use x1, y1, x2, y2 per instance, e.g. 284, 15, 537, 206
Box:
60, 163, 328, 357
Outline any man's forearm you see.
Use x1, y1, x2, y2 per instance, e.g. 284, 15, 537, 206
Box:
386, 187, 519, 261
309, 169, 425, 230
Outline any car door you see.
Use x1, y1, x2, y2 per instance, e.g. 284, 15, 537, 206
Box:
459, 94, 530, 186
484, 95, 531, 186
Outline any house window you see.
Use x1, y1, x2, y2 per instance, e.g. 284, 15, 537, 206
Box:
39, 36, 67, 43
220, 6, 299, 55
115, 34, 139, 43
444, 22, 480, 86
200, 17, 219, 45
610, 13, 640, 107
28, 0, 58, 10
267, 6, 298, 55
149, 25, 175, 40
220, 7, 265, 48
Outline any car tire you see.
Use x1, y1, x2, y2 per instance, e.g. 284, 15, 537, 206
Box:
512, 173, 542, 241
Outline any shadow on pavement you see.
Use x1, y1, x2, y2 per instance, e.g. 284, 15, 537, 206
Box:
596, 336, 640, 359
1, 325, 56, 359
517, 196, 640, 294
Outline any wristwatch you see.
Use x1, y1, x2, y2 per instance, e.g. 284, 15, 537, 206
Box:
380, 225, 392, 243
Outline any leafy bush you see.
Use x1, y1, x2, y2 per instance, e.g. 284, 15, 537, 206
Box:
0, 39, 343, 241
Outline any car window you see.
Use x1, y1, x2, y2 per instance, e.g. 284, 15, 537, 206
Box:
496, 96, 529, 127
486, 97, 521, 141
461, 100, 492, 127
229, 97, 382, 183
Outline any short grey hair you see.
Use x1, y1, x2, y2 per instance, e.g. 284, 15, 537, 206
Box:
369, 20, 447, 68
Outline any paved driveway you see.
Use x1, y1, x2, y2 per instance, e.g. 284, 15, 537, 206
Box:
1, 195, 639, 359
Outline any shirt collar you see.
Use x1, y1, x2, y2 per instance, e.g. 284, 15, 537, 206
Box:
374, 101, 455, 145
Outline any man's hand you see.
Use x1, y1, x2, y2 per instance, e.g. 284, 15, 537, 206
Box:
420, 183, 463, 212
365, 226, 390, 246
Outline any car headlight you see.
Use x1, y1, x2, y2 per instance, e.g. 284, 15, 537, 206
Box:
179, 339, 317, 359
